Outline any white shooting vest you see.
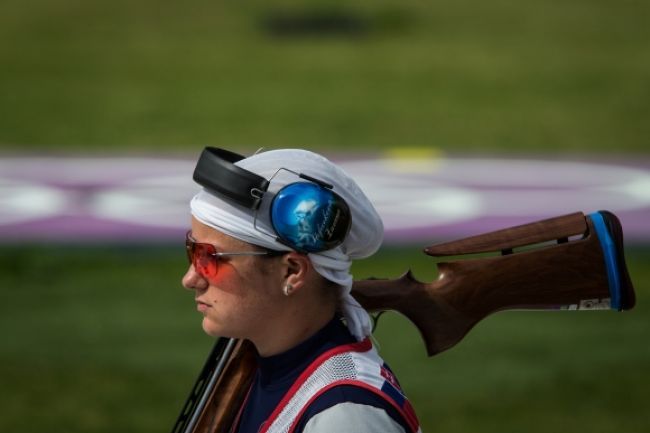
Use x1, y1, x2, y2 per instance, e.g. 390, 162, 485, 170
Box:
253, 338, 422, 433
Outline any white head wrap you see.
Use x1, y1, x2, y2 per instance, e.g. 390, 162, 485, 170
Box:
190, 149, 383, 341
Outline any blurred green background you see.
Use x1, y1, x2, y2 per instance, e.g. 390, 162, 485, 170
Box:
0, 0, 648, 432
1, 0, 648, 154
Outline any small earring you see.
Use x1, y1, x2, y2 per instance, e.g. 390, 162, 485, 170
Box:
283, 283, 293, 296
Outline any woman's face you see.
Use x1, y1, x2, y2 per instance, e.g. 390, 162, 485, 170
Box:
182, 217, 285, 340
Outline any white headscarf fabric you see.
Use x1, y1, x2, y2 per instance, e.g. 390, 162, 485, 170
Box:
190, 149, 383, 341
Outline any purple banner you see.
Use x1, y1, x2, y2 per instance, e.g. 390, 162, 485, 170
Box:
1, 155, 648, 244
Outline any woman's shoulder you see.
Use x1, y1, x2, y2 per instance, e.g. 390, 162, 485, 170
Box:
300, 401, 407, 433
292, 384, 412, 433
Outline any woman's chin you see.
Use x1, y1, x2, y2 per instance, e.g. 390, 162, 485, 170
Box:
201, 318, 223, 337
201, 315, 250, 340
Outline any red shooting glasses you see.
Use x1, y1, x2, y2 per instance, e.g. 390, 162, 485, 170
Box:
185, 231, 284, 279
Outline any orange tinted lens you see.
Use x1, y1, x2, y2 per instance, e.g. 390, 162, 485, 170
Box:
186, 239, 218, 278
194, 243, 217, 278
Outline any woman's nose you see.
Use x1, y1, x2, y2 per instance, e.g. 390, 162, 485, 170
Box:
182, 265, 208, 292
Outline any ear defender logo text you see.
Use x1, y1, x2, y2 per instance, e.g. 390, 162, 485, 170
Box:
318, 199, 341, 241
291, 197, 337, 250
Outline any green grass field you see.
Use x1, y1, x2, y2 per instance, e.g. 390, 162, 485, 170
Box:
1, 245, 648, 432
0, 0, 648, 154
1, 0, 649, 431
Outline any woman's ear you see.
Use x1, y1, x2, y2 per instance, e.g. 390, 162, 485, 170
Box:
282, 252, 313, 292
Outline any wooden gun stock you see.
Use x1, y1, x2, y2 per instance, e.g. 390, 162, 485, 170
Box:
172, 210, 636, 432
352, 210, 635, 356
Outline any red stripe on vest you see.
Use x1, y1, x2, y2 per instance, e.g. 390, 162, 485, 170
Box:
258, 338, 373, 433
286, 380, 420, 433
258, 338, 421, 433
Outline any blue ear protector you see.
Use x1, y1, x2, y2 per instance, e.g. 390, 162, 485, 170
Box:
193, 147, 352, 253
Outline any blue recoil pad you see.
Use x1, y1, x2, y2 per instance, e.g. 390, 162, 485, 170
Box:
589, 211, 621, 311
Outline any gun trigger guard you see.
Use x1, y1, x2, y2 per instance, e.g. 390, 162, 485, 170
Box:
371, 311, 386, 333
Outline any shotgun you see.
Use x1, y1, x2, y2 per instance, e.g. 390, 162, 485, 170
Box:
171, 210, 636, 433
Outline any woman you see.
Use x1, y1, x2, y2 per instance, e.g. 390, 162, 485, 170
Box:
182, 147, 421, 433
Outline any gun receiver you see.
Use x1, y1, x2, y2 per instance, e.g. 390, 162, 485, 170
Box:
351, 210, 635, 356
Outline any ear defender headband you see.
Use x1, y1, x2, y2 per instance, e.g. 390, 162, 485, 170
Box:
193, 147, 352, 253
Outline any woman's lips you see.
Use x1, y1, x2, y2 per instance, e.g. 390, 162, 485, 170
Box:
196, 299, 211, 312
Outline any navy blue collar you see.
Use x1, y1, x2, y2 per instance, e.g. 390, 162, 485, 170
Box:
255, 315, 355, 389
